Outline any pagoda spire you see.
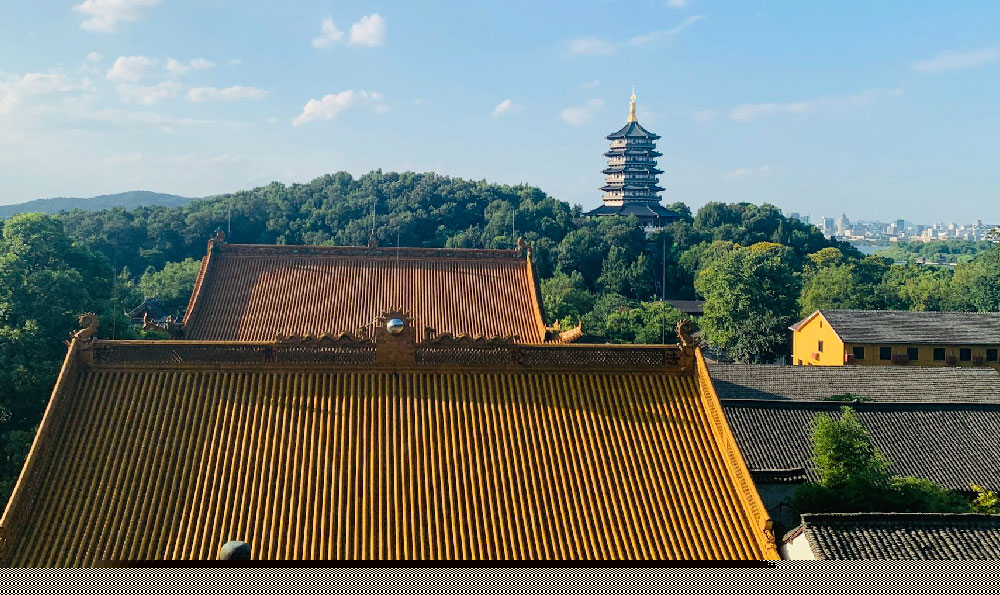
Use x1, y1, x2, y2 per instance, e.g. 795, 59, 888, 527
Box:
628, 85, 637, 123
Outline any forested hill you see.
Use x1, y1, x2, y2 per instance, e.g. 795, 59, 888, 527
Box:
52, 170, 841, 279
0, 190, 193, 218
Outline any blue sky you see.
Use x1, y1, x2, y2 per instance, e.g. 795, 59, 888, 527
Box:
1, 1, 998, 223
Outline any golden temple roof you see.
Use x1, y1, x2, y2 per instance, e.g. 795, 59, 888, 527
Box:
182, 238, 552, 343
0, 329, 777, 563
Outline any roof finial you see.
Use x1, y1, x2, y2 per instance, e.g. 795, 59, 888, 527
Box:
628, 84, 637, 123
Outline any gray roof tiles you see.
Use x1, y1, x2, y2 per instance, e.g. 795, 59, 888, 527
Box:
722, 400, 1000, 490
789, 513, 1000, 560
709, 364, 1000, 403
798, 309, 1000, 344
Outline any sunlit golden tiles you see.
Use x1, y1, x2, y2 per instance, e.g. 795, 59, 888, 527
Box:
183, 245, 549, 343
0, 359, 776, 564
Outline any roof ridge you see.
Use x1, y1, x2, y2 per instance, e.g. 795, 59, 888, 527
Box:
721, 398, 1000, 410
218, 243, 525, 260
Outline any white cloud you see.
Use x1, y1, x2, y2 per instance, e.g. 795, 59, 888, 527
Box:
569, 38, 616, 55
166, 58, 216, 76
571, 15, 704, 55
912, 47, 999, 73
668, 0, 690, 7
582, 79, 600, 88
0, 73, 89, 114
728, 88, 902, 122
105, 55, 154, 82
313, 14, 385, 49
560, 98, 604, 125
312, 18, 344, 49
349, 14, 386, 47
188, 86, 268, 102
726, 165, 772, 180
116, 80, 180, 105
85, 52, 103, 62
292, 90, 384, 126
629, 15, 705, 45
492, 98, 520, 117
74, 0, 160, 32
227, 59, 242, 67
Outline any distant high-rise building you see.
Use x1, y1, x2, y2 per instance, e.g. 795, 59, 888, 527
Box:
585, 89, 681, 230
895, 219, 905, 232
821, 217, 834, 233
836, 213, 850, 235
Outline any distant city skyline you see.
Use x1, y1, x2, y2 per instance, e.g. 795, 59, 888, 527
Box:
1, 2, 999, 222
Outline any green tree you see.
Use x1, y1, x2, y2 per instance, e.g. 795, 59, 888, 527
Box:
694, 242, 800, 362
604, 301, 686, 344
138, 258, 203, 317
799, 255, 893, 315
555, 228, 608, 288
949, 246, 1000, 311
795, 407, 969, 514
0, 214, 116, 508
540, 271, 594, 325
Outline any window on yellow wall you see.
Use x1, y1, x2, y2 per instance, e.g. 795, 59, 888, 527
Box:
853, 346, 865, 360
961, 348, 972, 362
934, 348, 946, 361
907, 347, 919, 361
988, 349, 998, 362
880, 347, 892, 360
818, 340, 824, 353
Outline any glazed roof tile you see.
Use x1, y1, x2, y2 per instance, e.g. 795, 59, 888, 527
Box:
586, 203, 680, 219
606, 121, 661, 140
709, 364, 1000, 403
788, 513, 1000, 560
793, 310, 1000, 344
182, 243, 548, 343
0, 341, 777, 563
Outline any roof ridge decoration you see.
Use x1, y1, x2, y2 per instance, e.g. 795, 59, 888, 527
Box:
142, 312, 184, 339
422, 330, 518, 348
67, 313, 99, 364
213, 242, 527, 261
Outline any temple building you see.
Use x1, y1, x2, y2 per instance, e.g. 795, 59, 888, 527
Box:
0, 234, 778, 563
586, 89, 681, 230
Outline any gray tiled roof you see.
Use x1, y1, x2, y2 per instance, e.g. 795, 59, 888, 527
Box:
666, 300, 705, 315
797, 309, 1000, 344
721, 400, 1000, 490
709, 364, 1000, 403
789, 513, 1000, 560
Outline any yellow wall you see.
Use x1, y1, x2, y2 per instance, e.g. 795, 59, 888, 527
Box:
792, 311, 1000, 370
791, 312, 846, 366
845, 343, 1000, 370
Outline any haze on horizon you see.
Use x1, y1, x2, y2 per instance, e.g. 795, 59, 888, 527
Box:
1, 1, 998, 223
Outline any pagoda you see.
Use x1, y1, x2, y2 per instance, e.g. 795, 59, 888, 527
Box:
585, 89, 680, 229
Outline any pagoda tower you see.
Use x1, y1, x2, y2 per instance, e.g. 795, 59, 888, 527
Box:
585, 89, 679, 229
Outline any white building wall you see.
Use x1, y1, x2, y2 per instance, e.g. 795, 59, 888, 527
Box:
780, 533, 818, 560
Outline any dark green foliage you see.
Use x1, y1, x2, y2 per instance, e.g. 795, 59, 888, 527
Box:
138, 258, 203, 317
540, 271, 594, 325
604, 301, 687, 344
695, 242, 801, 362
794, 407, 971, 514
0, 214, 120, 508
875, 240, 992, 265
